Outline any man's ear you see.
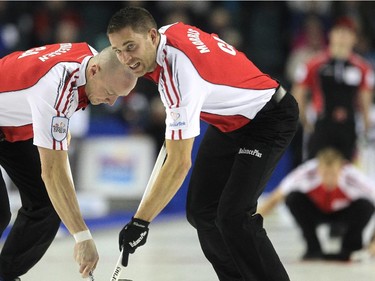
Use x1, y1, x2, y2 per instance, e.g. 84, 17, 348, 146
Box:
150, 28, 158, 45
89, 64, 99, 78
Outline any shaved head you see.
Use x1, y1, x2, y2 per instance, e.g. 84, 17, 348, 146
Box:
98, 47, 132, 79
85, 46, 138, 105
96, 46, 137, 96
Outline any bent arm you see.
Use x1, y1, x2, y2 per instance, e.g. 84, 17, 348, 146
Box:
292, 84, 312, 131
369, 232, 375, 256
135, 138, 194, 222
358, 89, 373, 135
38, 147, 88, 235
257, 187, 285, 216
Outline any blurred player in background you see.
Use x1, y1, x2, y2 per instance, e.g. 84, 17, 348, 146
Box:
258, 148, 375, 261
0, 44, 136, 281
292, 16, 374, 162
107, 6, 298, 281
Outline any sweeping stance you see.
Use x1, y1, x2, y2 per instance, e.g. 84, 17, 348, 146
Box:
0, 43, 137, 281
107, 7, 298, 281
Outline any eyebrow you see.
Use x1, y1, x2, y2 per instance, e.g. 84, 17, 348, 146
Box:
123, 40, 134, 47
112, 40, 134, 51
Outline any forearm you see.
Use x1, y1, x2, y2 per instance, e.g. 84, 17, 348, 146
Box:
135, 159, 190, 222
360, 89, 373, 134
257, 188, 284, 216
38, 148, 98, 277
134, 138, 194, 222
292, 84, 308, 126
38, 147, 88, 235
257, 200, 276, 216
44, 173, 88, 234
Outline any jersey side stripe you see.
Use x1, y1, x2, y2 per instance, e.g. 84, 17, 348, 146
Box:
61, 73, 79, 115
161, 69, 174, 108
161, 59, 180, 108
162, 54, 183, 140
163, 51, 180, 107
55, 68, 79, 114
61, 82, 74, 115
52, 111, 59, 150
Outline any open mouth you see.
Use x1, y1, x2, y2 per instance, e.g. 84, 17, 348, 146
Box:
129, 62, 140, 70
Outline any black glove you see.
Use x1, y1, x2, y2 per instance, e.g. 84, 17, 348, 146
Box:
119, 217, 150, 266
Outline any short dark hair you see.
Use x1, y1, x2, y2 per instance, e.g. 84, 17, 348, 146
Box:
107, 7, 157, 35
331, 16, 357, 33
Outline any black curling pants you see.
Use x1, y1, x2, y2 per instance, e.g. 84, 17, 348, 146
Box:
0, 139, 61, 280
285, 191, 375, 254
186, 93, 299, 281
308, 119, 356, 161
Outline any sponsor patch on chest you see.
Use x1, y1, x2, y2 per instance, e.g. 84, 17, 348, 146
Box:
51, 116, 69, 141
343, 66, 361, 86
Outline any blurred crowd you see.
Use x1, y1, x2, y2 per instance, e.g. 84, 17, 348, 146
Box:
2, 0, 375, 263
1, 1, 375, 149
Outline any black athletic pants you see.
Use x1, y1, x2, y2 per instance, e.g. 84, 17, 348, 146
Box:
285, 191, 374, 255
186, 92, 299, 281
0, 139, 61, 280
308, 119, 356, 161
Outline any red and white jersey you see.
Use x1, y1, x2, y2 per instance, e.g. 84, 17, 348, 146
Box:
144, 22, 279, 140
0, 42, 97, 150
294, 50, 374, 117
279, 159, 375, 213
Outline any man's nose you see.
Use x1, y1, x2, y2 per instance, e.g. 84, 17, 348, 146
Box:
118, 52, 132, 65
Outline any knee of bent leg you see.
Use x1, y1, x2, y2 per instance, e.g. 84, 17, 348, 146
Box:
44, 206, 61, 227
215, 212, 236, 234
216, 205, 249, 235
186, 207, 197, 228
352, 199, 375, 218
216, 210, 265, 239
186, 207, 205, 229
27, 205, 61, 229
186, 203, 216, 230
285, 191, 305, 208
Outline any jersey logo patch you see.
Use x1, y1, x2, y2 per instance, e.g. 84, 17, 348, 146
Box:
51, 116, 69, 141
167, 107, 188, 129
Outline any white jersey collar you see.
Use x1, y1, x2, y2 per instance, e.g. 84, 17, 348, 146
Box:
77, 55, 92, 87
156, 23, 178, 66
156, 32, 167, 67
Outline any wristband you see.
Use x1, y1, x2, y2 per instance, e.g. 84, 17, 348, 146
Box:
132, 217, 150, 228
73, 230, 92, 243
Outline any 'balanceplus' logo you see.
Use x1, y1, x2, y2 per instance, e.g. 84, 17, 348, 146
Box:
238, 148, 262, 158
129, 231, 147, 248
